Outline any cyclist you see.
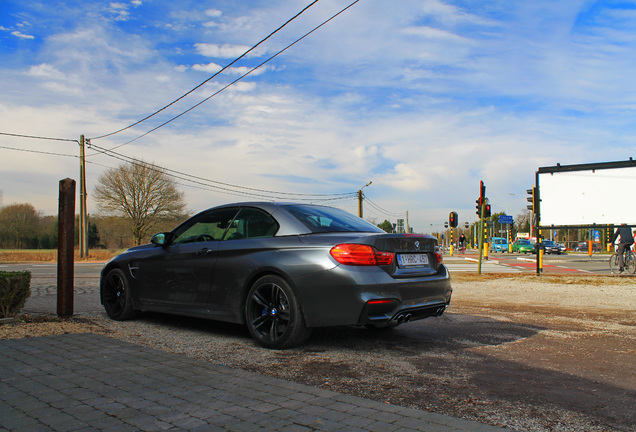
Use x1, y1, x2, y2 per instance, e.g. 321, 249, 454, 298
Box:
459, 234, 467, 254
610, 225, 635, 273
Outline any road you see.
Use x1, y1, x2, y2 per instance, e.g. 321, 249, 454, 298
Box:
0, 252, 616, 279
0, 262, 104, 277
444, 251, 615, 275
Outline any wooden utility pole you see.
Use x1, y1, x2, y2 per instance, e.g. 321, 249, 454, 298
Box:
357, 181, 372, 218
79, 135, 88, 258
57, 178, 75, 317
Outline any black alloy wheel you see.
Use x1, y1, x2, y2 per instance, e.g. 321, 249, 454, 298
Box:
245, 275, 311, 349
101, 268, 137, 320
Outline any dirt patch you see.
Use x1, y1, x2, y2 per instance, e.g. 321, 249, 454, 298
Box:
3, 274, 635, 431
0, 315, 108, 339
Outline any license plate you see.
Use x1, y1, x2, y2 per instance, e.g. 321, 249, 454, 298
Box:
397, 253, 429, 267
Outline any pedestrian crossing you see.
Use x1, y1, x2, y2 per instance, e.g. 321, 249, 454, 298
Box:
444, 257, 522, 273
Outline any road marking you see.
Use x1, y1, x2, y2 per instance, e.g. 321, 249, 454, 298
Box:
446, 262, 521, 273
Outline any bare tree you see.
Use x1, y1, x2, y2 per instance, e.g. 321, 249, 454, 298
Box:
94, 161, 187, 245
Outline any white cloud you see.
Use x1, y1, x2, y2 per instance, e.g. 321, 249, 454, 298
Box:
194, 43, 252, 58
205, 9, 222, 18
26, 64, 63, 78
11, 31, 35, 39
191, 62, 222, 73
107, 2, 131, 21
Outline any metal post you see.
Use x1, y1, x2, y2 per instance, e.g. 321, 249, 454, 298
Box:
57, 178, 75, 318
534, 172, 542, 276
406, 211, 410, 234
478, 202, 485, 274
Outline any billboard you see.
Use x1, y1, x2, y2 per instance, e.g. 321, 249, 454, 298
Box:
538, 159, 636, 227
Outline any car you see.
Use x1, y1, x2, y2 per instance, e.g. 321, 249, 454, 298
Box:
490, 237, 508, 253
100, 202, 452, 349
537, 240, 566, 254
511, 239, 534, 254
574, 241, 601, 252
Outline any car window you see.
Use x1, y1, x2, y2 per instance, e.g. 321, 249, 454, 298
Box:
286, 205, 384, 233
171, 208, 240, 244
222, 208, 278, 241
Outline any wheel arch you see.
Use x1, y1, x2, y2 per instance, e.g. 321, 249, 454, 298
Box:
100, 262, 139, 309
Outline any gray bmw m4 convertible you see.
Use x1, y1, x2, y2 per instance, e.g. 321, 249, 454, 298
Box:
100, 202, 452, 349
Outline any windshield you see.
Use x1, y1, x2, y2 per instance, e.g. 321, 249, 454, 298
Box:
286, 205, 384, 234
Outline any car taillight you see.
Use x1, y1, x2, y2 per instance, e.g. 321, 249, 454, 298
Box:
434, 247, 443, 263
330, 244, 394, 266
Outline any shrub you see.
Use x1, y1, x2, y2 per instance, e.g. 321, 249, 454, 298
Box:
0, 271, 31, 318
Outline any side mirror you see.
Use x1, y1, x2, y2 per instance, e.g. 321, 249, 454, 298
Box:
151, 233, 169, 246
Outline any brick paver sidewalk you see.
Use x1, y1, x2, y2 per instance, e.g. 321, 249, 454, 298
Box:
0, 334, 505, 431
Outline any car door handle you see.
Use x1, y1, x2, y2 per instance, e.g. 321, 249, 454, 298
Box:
195, 248, 214, 256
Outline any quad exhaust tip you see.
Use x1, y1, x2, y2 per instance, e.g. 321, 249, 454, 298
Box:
396, 313, 412, 324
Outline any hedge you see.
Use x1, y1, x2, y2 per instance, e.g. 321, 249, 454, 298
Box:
0, 271, 31, 318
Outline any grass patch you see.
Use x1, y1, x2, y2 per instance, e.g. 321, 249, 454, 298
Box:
0, 249, 121, 263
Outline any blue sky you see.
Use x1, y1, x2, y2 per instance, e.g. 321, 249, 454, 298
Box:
1, 0, 634, 232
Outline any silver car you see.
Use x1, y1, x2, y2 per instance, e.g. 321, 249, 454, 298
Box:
100, 202, 452, 349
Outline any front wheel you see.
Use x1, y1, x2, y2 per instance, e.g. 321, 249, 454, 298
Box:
626, 252, 636, 274
101, 268, 138, 320
609, 253, 620, 274
245, 275, 312, 349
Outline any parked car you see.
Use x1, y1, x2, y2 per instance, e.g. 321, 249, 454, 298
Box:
511, 239, 534, 254
100, 202, 452, 349
490, 237, 509, 253
537, 240, 566, 254
574, 241, 601, 252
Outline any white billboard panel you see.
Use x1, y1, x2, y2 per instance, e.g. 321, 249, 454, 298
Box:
539, 164, 636, 226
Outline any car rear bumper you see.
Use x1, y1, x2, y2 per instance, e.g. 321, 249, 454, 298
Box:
293, 264, 452, 327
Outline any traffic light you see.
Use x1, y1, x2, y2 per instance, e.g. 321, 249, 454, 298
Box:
476, 180, 486, 217
449, 211, 458, 228
527, 187, 537, 213
484, 203, 491, 218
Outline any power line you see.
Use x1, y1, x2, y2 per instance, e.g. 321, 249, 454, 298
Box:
88, 0, 320, 141
88, 142, 357, 201
99, 0, 362, 151
0, 145, 77, 158
363, 194, 404, 218
0, 132, 77, 143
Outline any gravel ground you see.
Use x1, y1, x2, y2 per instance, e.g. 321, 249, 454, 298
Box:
2, 274, 634, 431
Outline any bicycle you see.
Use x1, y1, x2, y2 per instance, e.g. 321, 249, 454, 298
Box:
609, 246, 636, 274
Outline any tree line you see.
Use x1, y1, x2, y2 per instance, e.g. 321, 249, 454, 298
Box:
1, 160, 189, 250
0, 202, 186, 250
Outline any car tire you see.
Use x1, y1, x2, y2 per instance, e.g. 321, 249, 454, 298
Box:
245, 275, 312, 349
101, 268, 138, 321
